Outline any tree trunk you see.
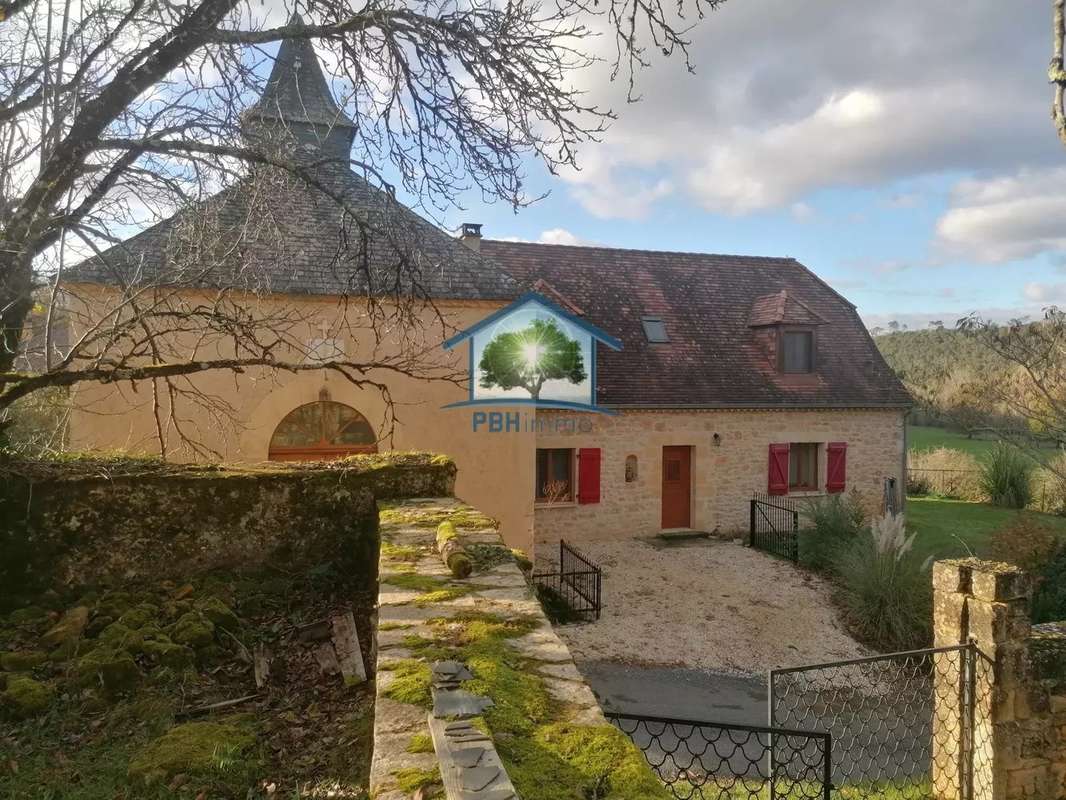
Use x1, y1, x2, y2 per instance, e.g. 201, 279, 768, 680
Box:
1054, 0, 1066, 146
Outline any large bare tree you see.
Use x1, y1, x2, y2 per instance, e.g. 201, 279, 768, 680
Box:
0, 0, 722, 454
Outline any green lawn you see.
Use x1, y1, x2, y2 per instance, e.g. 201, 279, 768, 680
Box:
908, 424, 1059, 465
906, 496, 1066, 559
907, 425, 998, 459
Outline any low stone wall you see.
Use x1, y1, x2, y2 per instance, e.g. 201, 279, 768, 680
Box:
0, 452, 456, 606
371, 498, 667, 800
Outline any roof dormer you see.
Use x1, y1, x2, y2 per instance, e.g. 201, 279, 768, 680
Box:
748, 290, 826, 375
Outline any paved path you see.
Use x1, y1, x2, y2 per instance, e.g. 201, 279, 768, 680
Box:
578, 660, 767, 726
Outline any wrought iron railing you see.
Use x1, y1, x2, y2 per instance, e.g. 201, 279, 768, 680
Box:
769, 643, 994, 800
608, 713, 832, 800
531, 539, 602, 622
750, 493, 802, 562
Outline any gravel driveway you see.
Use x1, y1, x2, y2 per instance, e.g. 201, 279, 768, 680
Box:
554, 536, 868, 675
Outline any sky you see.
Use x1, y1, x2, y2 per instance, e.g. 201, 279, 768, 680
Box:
434, 0, 1066, 331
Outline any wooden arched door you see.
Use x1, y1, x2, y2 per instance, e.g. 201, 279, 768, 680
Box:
267, 398, 377, 461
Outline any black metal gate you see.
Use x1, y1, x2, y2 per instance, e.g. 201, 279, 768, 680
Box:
749, 493, 801, 562
608, 713, 832, 800
769, 643, 992, 800
531, 539, 602, 621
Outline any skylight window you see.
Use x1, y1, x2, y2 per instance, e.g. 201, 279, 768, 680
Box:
641, 316, 669, 343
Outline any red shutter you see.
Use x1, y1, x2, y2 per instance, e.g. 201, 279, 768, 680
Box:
768, 444, 790, 496
826, 442, 847, 493
577, 448, 601, 504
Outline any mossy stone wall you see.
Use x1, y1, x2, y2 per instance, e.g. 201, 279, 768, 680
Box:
0, 453, 456, 607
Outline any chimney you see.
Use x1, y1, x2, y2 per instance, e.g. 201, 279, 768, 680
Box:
459, 222, 483, 252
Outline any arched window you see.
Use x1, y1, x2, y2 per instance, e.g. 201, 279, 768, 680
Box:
268, 399, 377, 461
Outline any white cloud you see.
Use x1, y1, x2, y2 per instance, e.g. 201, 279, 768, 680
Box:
1023, 282, 1066, 303
537, 228, 591, 246
496, 228, 597, 246
562, 0, 1056, 218
790, 202, 817, 223
935, 168, 1066, 263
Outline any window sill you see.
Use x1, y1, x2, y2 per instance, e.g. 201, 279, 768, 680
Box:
788, 488, 823, 496
535, 500, 577, 509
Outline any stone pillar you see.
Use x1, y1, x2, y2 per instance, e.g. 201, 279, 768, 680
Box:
932, 559, 1031, 800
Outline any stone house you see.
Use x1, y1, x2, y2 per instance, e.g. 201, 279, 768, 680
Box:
62, 37, 910, 555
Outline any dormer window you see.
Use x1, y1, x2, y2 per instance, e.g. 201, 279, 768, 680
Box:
781, 329, 814, 373
641, 316, 669, 343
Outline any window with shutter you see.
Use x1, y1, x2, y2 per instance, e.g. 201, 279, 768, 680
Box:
826, 442, 847, 493
577, 448, 601, 504
768, 443, 789, 495
535, 448, 573, 502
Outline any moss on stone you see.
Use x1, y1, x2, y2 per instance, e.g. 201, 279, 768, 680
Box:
74, 647, 141, 695
0, 674, 54, 719
379, 504, 495, 531
436, 521, 458, 545
381, 542, 423, 562
127, 718, 259, 789
0, 649, 47, 671
393, 765, 441, 794
7, 606, 47, 624
406, 732, 434, 754
380, 659, 433, 708
511, 548, 533, 572
167, 611, 215, 649
117, 602, 161, 630
381, 573, 474, 606
141, 637, 196, 669
96, 622, 144, 653
195, 597, 240, 632
412, 609, 661, 799
501, 723, 671, 800
378, 622, 413, 632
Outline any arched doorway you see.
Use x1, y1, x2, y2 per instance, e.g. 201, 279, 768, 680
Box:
267, 392, 377, 461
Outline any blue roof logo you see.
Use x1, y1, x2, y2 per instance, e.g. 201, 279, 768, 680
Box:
442, 291, 622, 412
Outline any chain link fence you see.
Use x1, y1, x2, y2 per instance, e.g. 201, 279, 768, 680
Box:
769, 644, 994, 800
609, 713, 831, 800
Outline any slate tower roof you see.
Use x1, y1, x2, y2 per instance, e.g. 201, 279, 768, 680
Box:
69, 30, 518, 301
242, 15, 357, 162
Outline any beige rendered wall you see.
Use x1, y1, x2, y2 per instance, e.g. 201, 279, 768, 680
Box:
65, 295, 536, 551
532, 408, 905, 553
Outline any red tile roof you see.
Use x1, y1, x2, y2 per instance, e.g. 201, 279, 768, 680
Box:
480, 240, 910, 409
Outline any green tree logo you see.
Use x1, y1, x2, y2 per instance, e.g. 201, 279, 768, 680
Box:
478, 317, 587, 400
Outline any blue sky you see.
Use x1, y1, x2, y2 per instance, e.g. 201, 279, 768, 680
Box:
425, 1, 1066, 331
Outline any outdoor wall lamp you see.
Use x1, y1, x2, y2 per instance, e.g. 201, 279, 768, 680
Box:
712, 433, 722, 447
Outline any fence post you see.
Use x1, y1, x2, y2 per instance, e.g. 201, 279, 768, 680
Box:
749, 499, 756, 547
931, 559, 1032, 800
791, 510, 800, 562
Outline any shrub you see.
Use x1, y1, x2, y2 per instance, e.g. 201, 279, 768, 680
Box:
983, 517, 1059, 574
907, 447, 983, 500
1032, 545, 1066, 624
834, 513, 933, 651
1032, 453, 1066, 515
980, 443, 1032, 509
799, 492, 866, 574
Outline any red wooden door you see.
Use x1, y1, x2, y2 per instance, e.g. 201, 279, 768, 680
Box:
661, 446, 692, 529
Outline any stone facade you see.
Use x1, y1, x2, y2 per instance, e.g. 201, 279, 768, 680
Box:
932, 559, 1066, 800
533, 407, 906, 552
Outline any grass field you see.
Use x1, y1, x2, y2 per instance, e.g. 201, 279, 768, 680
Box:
908, 424, 1059, 464
907, 425, 998, 459
907, 496, 1066, 559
